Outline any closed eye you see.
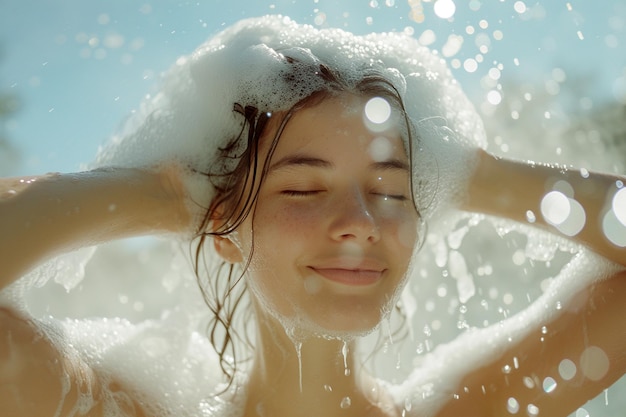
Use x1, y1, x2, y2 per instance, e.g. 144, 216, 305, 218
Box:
373, 193, 408, 201
281, 190, 323, 197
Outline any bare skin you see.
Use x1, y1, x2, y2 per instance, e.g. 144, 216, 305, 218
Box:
466, 151, 626, 267
0, 100, 625, 416
0, 167, 186, 416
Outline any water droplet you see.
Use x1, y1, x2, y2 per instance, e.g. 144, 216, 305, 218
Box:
487, 90, 502, 105
502, 364, 512, 374
506, 397, 519, 414
612, 188, 626, 226
324, 384, 333, 392
602, 209, 626, 247
314, 12, 326, 26
341, 341, 350, 377
523, 376, 535, 389
364, 97, 391, 125
541, 191, 570, 225
340, 396, 352, 409
512, 250, 526, 265
295, 341, 303, 392
558, 358, 577, 380
404, 397, 413, 411
368, 137, 393, 162
527, 404, 539, 416
575, 408, 589, 417
503, 293, 514, 305
542, 376, 557, 393
513, 1, 527, 14
541, 326, 548, 334
255, 402, 266, 417
433, 0, 456, 19
580, 346, 609, 381
304, 275, 322, 294
554, 197, 586, 237
463, 58, 478, 73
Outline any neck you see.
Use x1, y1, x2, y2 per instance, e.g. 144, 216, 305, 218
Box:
243, 306, 395, 417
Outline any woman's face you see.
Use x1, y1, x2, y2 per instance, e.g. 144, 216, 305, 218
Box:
228, 94, 419, 337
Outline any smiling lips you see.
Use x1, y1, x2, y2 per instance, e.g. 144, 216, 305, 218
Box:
309, 260, 386, 286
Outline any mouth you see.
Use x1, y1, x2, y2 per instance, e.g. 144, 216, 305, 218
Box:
308, 267, 385, 286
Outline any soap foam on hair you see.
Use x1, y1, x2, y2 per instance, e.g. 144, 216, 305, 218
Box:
93, 15, 486, 222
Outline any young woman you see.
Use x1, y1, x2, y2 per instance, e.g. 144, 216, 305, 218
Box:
1, 15, 625, 417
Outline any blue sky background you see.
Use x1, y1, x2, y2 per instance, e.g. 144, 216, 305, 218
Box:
1, 0, 625, 175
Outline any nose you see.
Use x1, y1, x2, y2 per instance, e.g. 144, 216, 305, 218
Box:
329, 187, 381, 243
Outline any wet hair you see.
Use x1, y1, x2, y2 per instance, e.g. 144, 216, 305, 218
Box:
191, 56, 421, 386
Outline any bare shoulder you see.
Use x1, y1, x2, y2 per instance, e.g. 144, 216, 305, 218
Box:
0, 308, 148, 417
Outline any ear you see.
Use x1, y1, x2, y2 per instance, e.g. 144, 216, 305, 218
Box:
213, 235, 244, 264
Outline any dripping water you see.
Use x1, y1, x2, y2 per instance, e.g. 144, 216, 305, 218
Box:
341, 341, 350, 377
295, 341, 303, 393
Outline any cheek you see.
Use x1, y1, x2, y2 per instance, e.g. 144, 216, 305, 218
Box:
259, 201, 324, 236
246, 202, 323, 271
377, 205, 420, 251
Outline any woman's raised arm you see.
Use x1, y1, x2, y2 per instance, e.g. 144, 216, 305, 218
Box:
0, 166, 191, 290
463, 149, 626, 267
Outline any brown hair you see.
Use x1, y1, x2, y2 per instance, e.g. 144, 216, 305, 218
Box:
191, 58, 422, 386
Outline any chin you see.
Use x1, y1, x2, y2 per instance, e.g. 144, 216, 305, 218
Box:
287, 300, 391, 340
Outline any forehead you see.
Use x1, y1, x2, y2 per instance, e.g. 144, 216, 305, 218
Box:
266, 94, 408, 160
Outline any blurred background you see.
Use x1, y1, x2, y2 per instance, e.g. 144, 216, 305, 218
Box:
1, 0, 625, 176
2, 1, 625, 416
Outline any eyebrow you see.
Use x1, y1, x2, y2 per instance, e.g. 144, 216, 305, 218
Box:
269, 155, 332, 173
268, 154, 410, 174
